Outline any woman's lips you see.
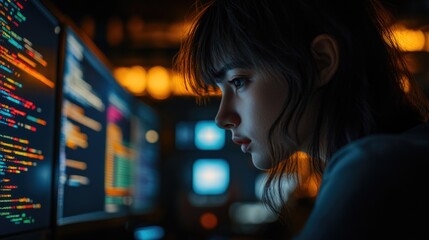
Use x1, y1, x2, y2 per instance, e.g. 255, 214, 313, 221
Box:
240, 143, 250, 153
232, 138, 251, 153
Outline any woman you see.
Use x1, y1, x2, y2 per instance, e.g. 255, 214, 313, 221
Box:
174, 0, 429, 239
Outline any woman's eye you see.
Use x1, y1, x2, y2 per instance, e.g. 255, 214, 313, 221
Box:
229, 78, 247, 89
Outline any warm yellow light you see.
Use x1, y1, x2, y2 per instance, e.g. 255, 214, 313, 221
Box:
113, 67, 129, 87
171, 72, 221, 96
171, 72, 195, 96
113, 66, 146, 95
400, 75, 410, 93
293, 151, 321, 198
391, 25, 425, 52
145, 130, 159, 143
146, 66, 171, 100
127, 66, 147, 95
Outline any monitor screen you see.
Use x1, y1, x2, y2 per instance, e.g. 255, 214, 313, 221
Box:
175, 120, 225, 150
0, 0, 60, 237
192, 158, 230, 195
130, 101, 160, 215
56, 26, 134, 225
194, 121, 225, 150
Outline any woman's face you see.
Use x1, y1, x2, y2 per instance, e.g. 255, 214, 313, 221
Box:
215, 65, 302, 170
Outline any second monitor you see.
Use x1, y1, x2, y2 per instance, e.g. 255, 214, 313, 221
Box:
56, 26, 134, 226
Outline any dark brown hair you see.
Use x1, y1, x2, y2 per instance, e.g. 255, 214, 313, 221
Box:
174, 0, 429, 218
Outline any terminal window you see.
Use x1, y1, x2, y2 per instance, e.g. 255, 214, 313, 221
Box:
0, 0, 60, 236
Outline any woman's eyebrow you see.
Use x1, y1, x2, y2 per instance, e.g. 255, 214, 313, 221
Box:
213, 62, 249, 82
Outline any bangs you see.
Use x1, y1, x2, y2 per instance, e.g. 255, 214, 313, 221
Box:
175, 0, 256, 97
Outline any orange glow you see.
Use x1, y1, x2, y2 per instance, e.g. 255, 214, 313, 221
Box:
146, 66, 171, 100
288, 151, 321, 198
105, 187, 130, 196
113, 67, 129, 86
400, 75, 410, 93
171, 72, 195, 96
127, 66, 147, 95
200, 212, 218, 230
390, 25, 425, 52
114, 66, 147, 95
114, 66, 222, 98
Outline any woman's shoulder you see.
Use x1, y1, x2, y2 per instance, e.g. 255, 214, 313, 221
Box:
326, 122, 429, 177
295, 123, 429, 240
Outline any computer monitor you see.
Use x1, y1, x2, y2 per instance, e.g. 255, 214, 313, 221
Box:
56, 26, 134, 226
130, 101, 160, 215
0, 0, 60, 237
175, 120, 225, 150
192, 158, 230, 195
194, 121, 225, 150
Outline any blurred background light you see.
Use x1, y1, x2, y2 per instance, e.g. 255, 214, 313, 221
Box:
194, 120, 225, 150
192, 159, 230, 195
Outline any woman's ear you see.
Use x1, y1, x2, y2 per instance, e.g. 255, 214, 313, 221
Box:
311, 34, 339, 87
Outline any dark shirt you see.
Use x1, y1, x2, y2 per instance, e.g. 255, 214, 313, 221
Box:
293, 123, 429, 239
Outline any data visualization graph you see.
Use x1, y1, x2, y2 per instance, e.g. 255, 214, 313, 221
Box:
0, 0, 60, 236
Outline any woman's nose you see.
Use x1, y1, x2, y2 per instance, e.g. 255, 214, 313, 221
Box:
215, 98, 240, 130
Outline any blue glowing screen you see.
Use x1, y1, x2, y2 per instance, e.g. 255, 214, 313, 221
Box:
192, 159, 230, 195
194, 121, 225, 150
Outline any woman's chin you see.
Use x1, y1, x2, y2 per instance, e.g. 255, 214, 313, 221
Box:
251, 154, 272, 170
